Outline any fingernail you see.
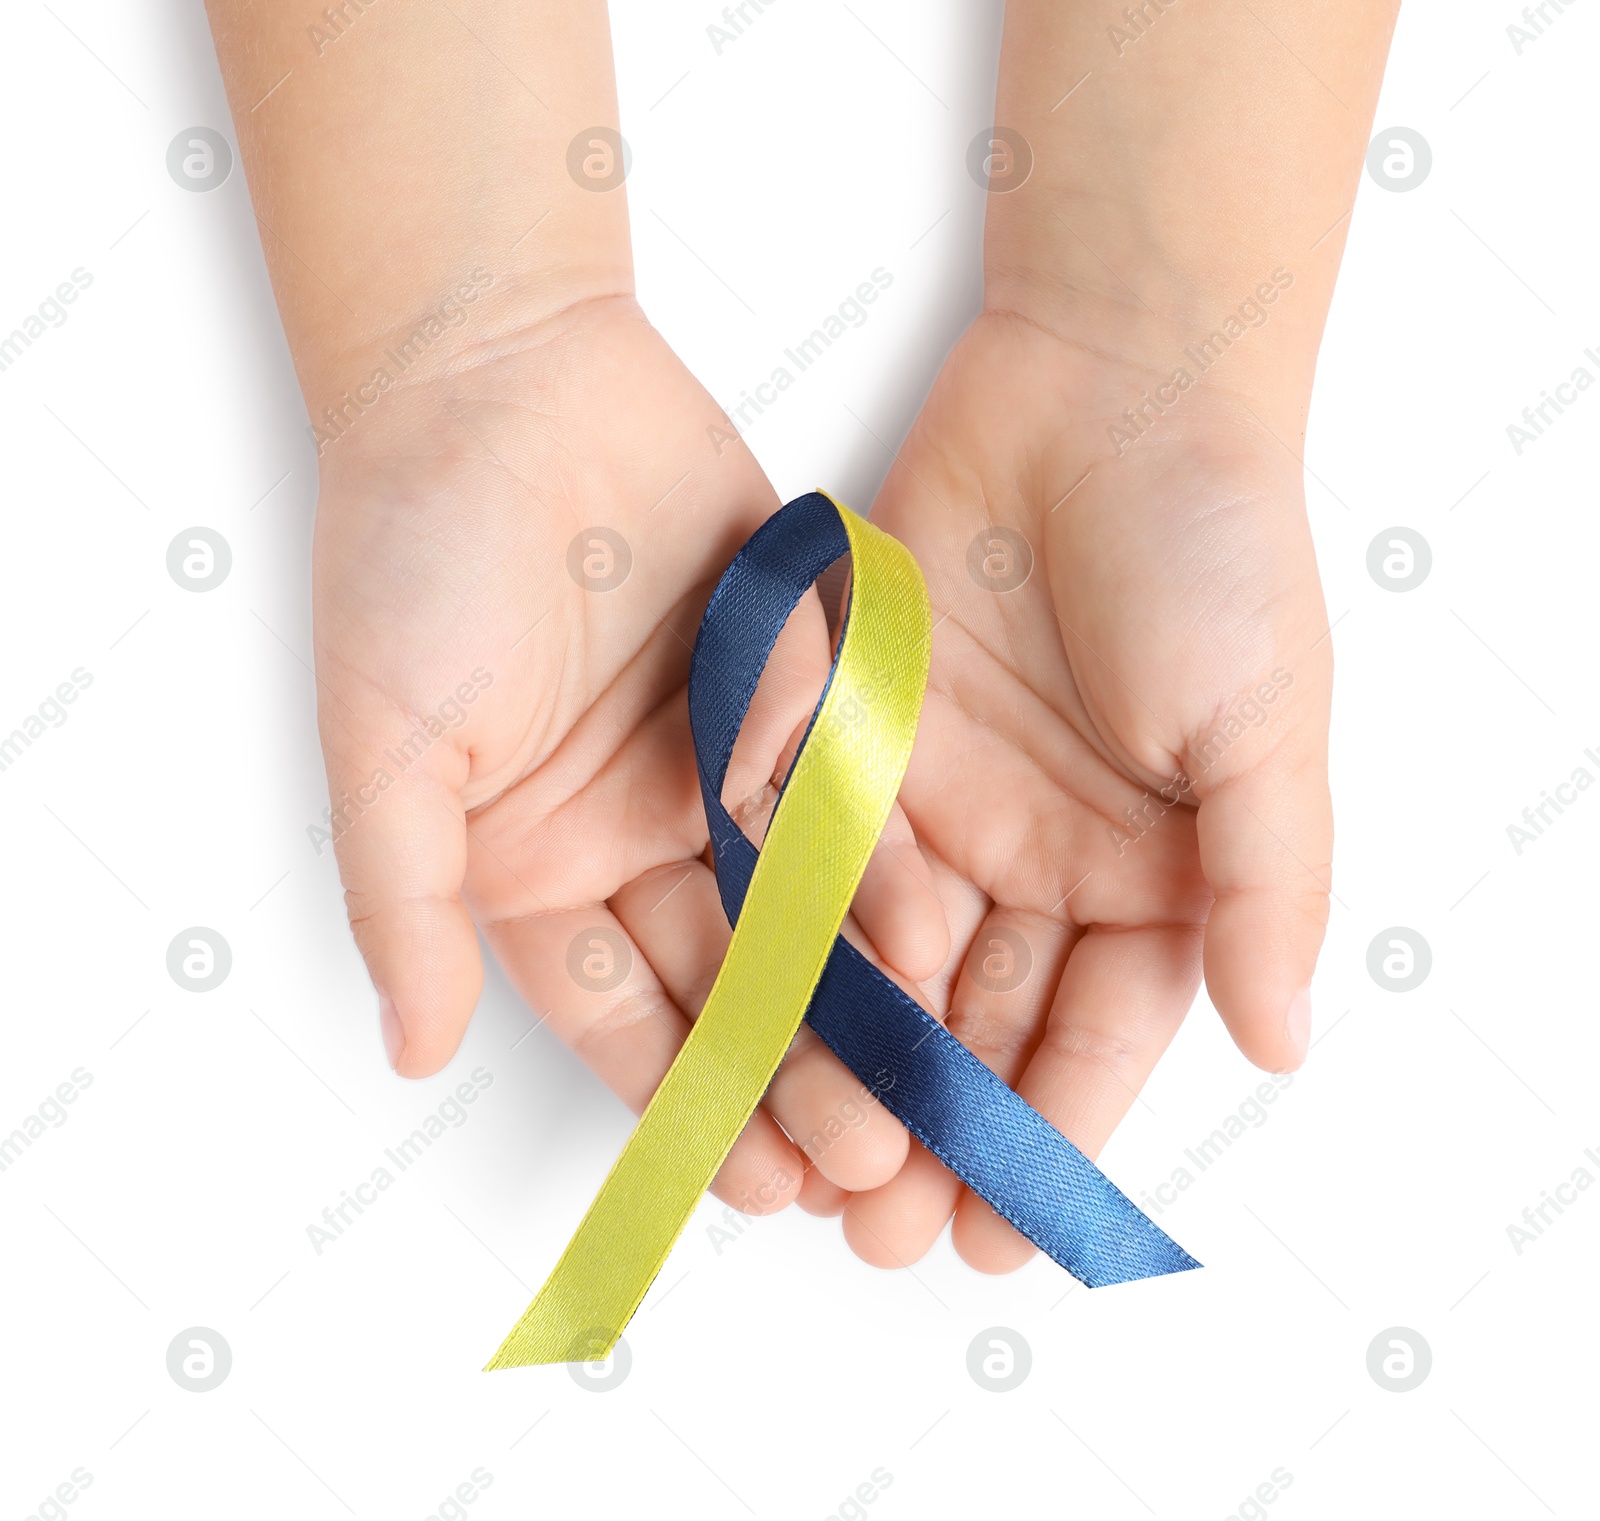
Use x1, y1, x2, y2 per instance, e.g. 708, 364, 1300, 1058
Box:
379, 995, 404, 1071
1285, 985, 1312, 1064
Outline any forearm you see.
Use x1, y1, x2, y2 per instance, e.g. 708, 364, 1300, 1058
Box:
986, 0, 1399, 422
204, 0, 632, 414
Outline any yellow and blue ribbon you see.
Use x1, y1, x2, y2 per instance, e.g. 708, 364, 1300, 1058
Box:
486, 492, 1196, 1370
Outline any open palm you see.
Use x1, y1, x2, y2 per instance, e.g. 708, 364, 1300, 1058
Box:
312, 295, 947, 1210
835, 312, 1334, 1272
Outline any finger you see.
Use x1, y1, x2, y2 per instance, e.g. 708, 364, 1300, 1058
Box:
1187, 671, 1333, 1072
838, 854, 1000, 1267
480, 900, 803, 1214
945, 909, 1074, 1086
952, 923, 1201, 1273
872, 906, 1068, 1275
842, 1143, 962, 1268
849, 801, 951, 983
720, 588, 832, 814
611, 859, 910, 1194
797, 1168, 849, 1217
319, 703, 482, 1078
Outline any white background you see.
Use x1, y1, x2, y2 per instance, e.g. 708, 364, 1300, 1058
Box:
2, 2, 1597, 1518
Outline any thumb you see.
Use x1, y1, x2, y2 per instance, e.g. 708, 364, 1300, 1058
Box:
320, 705, 483, 1077
1187, 661, 1333, 1073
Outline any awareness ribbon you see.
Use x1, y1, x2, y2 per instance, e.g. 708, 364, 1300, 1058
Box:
486, 492, 1196, 1370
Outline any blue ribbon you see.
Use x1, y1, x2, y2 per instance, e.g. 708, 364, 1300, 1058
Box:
689, 493, 1199, 1287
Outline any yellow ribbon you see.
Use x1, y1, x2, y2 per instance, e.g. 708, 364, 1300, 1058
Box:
486, 496, 929, 1369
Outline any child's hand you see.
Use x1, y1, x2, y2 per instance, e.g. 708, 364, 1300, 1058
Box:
832, 310, 1334, 1271
313, 295, 949, 1212
204, 0, 950, 1217
809, 0, 1391, 1276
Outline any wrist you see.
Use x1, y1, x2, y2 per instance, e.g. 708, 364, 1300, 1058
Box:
302, 252, 632, 432
209, 0, 636, 429
978, 0, 1398, 432
981, 237, 1323, 439
308, 284, 643, 488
